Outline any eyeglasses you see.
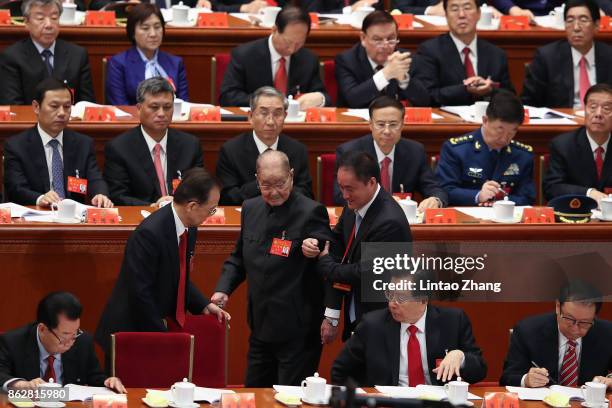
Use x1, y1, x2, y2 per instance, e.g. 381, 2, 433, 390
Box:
258, 177, 292, 192
372, 121, 402, 131
384, 290, 423, 304
50, 328, 83, 346
369, 38, 400, 48
564, 16, 593, 26
586, 103, 612, 115
207, 207, 217, 216
560, 313, 594, 330
254, 109, 285, 121
447, 4, 477, 13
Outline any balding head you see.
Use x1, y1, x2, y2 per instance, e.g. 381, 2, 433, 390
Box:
256, 150, 294, 206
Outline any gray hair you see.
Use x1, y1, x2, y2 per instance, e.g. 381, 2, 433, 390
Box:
136, 77, 175, 104
256, 149, 291, 174
249, 86, 288, 112
22, 0, 62, 18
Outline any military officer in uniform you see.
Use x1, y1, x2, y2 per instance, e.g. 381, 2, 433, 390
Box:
436, 90, 535, 206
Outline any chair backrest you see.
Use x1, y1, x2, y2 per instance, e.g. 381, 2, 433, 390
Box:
319, 60, 337, 106
317, 154, 336, 206
211, 54, 231, 104
539, 154, 550, 205
111, 332, 194, 388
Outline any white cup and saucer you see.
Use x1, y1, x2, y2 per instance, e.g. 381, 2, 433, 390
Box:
168, 379, 198, 408
398, 198, 419, 224
59, 2, 78, 25
172, 98, 185, 121
284, 95, 305, 122
258, 6, 281, 28
548, 6, 565, 28
51, 200, 81, 224
580, 381, 608, 408
34, 379, 66, 408
492, 197, 517, 223
300, 373, 327, 405
599, 194, 612, 221
168, 2, 195, 27
477, 4, 495, 29
445, 378, 473, 406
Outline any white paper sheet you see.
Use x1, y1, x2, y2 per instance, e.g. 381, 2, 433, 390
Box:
341, 109, 443, 121
229, 12, 253, 22
534, 15, 564, 30
273, 385, 365, 403
505, 386, 551, 401
375, 385, 481, 400
455, 206, 531, 221
146, 387, 235, 403
440, 105, 480, 123
528, 118, 576, 125
0, 202, 49, 218
64, 384, 116, 401
415, 15, 447, 26
319, 13, 352, 25
172, 102, 232, 121
71, 101, 131, 120
523, 106, 575, 119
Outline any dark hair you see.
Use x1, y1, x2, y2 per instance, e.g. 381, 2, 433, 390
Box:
276, 5, 311, 34
486, 89, 525, 125
564, 0, 600, 23
37, 292, 82, 329
33, 77, 73, 105
442, 0, 479, 11
174, 168, 219, 205
558, 279, 602, 314
583, 83, 612, 105
336, 150, 380, 184
126, 3, 165, 45
362, 10, 397, 33
136, 76, 175, 103
385, 268, 432, 301
368, 95, 405, 118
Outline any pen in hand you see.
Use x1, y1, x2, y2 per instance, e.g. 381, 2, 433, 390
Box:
531, 361, 557, 385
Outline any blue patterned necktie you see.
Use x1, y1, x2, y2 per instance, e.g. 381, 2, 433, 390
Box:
41, 49, 53, 77
48, 139, 65, 198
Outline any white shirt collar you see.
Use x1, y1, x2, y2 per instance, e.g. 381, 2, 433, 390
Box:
586, 130, 610, 153
356, 184, 381, 219
367, 55, 383, 71
32, 39, 56, 55
449, 32, 478, 59
36, 326, 60, 365
400, 306, 428, 333
558, 329, 582, 350
253, 131, 279, 154
373, 140, 396, 164
571, 45, 595, 68
38, 123, 63, 147
171, 202, 187, 241
136, 47, 159, 63
141, 125, 168, 154
268, 34, 289, 65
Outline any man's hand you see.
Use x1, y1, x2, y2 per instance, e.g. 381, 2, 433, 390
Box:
302, 238, 320, 258
320, 318, 339, 344
588, 189, 607, 202
204, 303, 231, 326
298, 92, 325, 110
418, 197, 441, 211
211, 292, 229, 308
39, 190, 62, 207
196, 0, 211, 7
91, 194, 114, 208
10, 378, 46, 389
350, 0, 378, 11
478, 180, 501, 204
464, 76, 494, 96
104, 377, 127, 393
432, 350, 464, 382
424, 1, 444, 15
152, 195, 174, 207
240, 0, 267, 13
318, 240, 330, 259
382, 52, 411, 82
509, 6, 535, 23
525, 367, 550, 388
593, 375, 612, 389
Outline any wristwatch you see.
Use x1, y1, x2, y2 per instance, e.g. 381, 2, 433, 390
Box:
325, 317, 339, 327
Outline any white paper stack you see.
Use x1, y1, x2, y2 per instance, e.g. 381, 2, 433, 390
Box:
146, 387, 235, 404
375, 385, 482, 400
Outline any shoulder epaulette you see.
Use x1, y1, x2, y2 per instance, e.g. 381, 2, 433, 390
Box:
449, 134, 474, 145
510, 140, 533, 152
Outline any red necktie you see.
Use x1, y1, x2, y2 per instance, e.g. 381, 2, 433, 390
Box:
380, 157, 392, 192
595, 146, 604, 180
579, 57, 591, 107
175, 231, 187, 327
559, 340, 578, 387
463, 47, 475, 78
153, 143, 168, 197
44, 355, 57, 383
408, 325, 426, 387
274, 57, 288, 95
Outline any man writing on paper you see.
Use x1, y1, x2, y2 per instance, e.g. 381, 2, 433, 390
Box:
3, 78, 112, 208
0, 292, 126, 393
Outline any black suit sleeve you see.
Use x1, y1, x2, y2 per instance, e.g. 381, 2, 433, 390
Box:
219, 48, 250, 107
0, 51, 27, 105
414, 145, 448, 206
75, 49, 95, 103
455, 310, 487, 384
215, 207, 248, 295
543, 140, 588, 199
216, 144, 259, 205
187, 283, 210, 315
81, 334, 107, 386
0, 335, 16, 387
291, 146, 314, 199
104, 142, 151, 206
335, 53, 382, 109
3, 139, 41, 205
84, 138, 109, 198
521, 48, 548, 108
331, 319, 367, 385
499, 322, 533, 386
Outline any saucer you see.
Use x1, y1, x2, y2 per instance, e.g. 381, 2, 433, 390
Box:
59, 11, 85, 25
451, 401, 474, 407
167, 19, 196, 27
580, 400, 609, 408
284, 111, 306, 123
491, 217, 520, 224
142, 398, 168, 408
301, 397, 328, 406
168, 402, 199, 408
34, 403, 65, 408
52, 217, 82, 224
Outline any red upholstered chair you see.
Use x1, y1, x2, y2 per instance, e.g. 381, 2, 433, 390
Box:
319, 60, 337, 106
539, 154, 550, 205
111, 332, 194, 388
211, 54, 231, 104
317, 154, 336, 206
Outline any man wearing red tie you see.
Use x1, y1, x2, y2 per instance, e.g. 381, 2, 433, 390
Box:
95, 168, 229, 362
330, 269, 487, 386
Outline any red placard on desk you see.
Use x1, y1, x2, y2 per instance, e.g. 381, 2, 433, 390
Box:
404, 107, 432, 123
425, 208, 457, 224
0, 10, 11, 25
523, 108, 530, 124
197, 13, 228, 28
85, 11, 116, 26
393, 14, 414, 30
266, 0, 278, 5
0, 208, 10, 224
499, 15, 529, 30
604, 187, 612, 194
84, 107, 116, 121
600, 15, 611, 31
222, 393, 255, 408
522, 207, 555, 224
0, 106, 11, 121
309, 13, 319, 28
305, 107, 336, 122
86, 208, 119, 224
190, 106, 221, 121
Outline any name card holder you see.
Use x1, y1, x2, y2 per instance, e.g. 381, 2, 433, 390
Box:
86, 208, 119, 224
522, 207, 555, 224
600, 16, 611, 31
0, 106, 11, 121
424, 208, 457, 224
393, 14, 414, 30
309, 13, 319, 29
305, 107, 336, 122
203, 208, 226, 224
84, 107, 116, 122
523, 108, 530, 124
221, 393, 255, 408
499, 15, 529, 30
483, 392, 519, 408
197, 13, 229, 28
85, 11, 116, 26
190, 106, 221, 121
0, 10, 11, 25
404, 107, 432, 123
266, 0, 278, 5
0, 208, 11, 223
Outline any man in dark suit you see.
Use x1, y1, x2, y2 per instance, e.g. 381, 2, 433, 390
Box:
335, 11, 430, 108
331, 270, 487, 386
212, 150, 332, 386
522, 0, 612, 109
217, 86, 312, 205
219, 6, 329, 109
0, 0, 94, 105
104, 77, 204, 206
0, 292, 125, 392
543, 84, 612, 202
334, 96, 447, 208
500, 279, 612, 389
4, 78, 111, 207
303, 150, 412, 343
95, 168, 230, 358
412, 0, 514, 107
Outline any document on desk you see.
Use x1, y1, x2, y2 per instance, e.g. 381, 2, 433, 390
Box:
0, 202, 49, 218
146, 387, 235, 403
64, 384, 116, 401
71, 101, 131, 119
273, 385, 366, 401
415, 15, 447, 26
455, 206, 531, 221
506, 386, 585, 401
375, 385, 482, 400
528, 118, 577, 125
524, 107, 575, 120
440, 106, 480, 123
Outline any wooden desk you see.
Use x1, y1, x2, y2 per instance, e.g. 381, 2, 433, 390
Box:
1, 206, 611, 385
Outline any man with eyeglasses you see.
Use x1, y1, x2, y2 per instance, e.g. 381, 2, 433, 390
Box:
0, 292, 126, 392
543, 84, 612, 203
335, 11, 429, 109
331, 269, 486, 386
212, 150, 332, 386
412, 0, 514, 107
219, 6, 329, 110
333, 96, 447, 209
96, 168, 230, 362
217, 86, 312, 205
500, 279, 612, 389
522, 0, 612, 109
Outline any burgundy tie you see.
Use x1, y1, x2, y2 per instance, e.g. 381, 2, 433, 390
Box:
380, 157, 392, 192
153, 143, 167, 197
175, 231, 187, 327
559, 340, 578, 387
44, 355, 57, 383
274, 57, 288, 95
463, 47, 475, 78
595, 146, 604, 180
408, 325, 426, 387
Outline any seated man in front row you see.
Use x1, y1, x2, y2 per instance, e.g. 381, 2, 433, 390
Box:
334, 96, 447, 210
436, 90, 535, 206
0, 292, 125, 392
331, 269, 487, 386
500, 279, 612, 389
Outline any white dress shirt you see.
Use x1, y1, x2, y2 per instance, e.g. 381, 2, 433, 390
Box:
373, 142, 396, 189
32, 40, 56, 70
449, 33, 478, 77
253, 131, 279, 153
141, 126, 169, 186
269, 35, 291, 84
399, 308, 432, 386
171, 202, 188, 244
35, 124, 64, 206
368, 56, 410, 92
585, 130, 610, 197
571, 46, 596, 109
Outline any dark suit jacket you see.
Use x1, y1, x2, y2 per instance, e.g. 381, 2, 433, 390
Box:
543, 127, 612, 200
331, 307, 487, 386
500, 313, 612, 386
318, 188, 412, 339
216, 131, 313, 205
95, 204, 210, 353
104, 126, 204, 206
334, 135, 447, 206
219, 37, 329, 107
106, 47, 189, 105
521, 41, 612, 108
0, 324, 106, 386
413, 34, 514, 107
335, 44, 430, 108
391, 0, 439, 15
215, 192, 333, 342
3, 126, 108, 205
0, 38, 94, 105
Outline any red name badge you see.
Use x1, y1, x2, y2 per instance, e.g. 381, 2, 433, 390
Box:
86, 208, 119, 224
522, 207, 555, 224
424, 208, 457, 224
499, 15, 529, 30
600, 16, 612, 31
309, 12, 319, 29
393, 192, 412, 200
404, 107, 432, 123
393, 14, 414, 30
0, 10, 11, 25
0, 106, 11, 121
604, 187, 612, 194
84, 107, 116, 122
266, 0, 277, 5
197, 13, 229, 28
85, 10, 116, 26
67, 176, 88, 195
333, 282, 352, 292
0, 208, 11, 224
270, 238, 292, 257
172, 178, 181, 194
305, 107, 336, 122
190, 106, 221, 121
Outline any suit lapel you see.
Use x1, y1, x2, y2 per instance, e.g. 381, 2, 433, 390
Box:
245, 132, 262, 174
476, 40, 490, 78
594, 42, 609, 84
560, 43, 574, 106
24, 39, 47, 79
134, 127, 161, 196
258, 40, 273, 84
425, 306, 441, 384
576, 129, 600, 185
392, 140, 408, 193
62, 131, 78, 197
29, 127, 51, 192
25, 325, 42, 380
128, 48, 146, 90
357, 45, 375, 79
442, 34, 466, 81
166, 130, 179, 194
61, 345, 78, 384
540, 315, 561, 381
52, 40, 69, 82
347, 191, 384, 261
164, 205, 181, 287
383, 311, 401, 386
